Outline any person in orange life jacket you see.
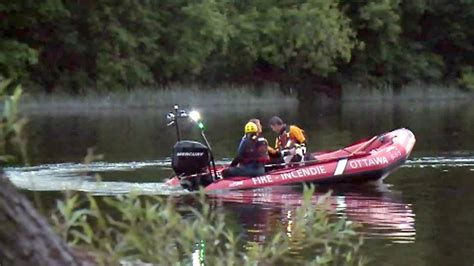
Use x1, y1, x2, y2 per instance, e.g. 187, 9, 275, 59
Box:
268, 116, 307, 164
221, 121, 270, 178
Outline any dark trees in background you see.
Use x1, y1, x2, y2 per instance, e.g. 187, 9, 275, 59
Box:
1, 0, 473, 94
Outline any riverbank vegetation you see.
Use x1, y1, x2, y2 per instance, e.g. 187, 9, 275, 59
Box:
51, 186, 365, 265
19, 85, 297, 111
1, 1, 473, 97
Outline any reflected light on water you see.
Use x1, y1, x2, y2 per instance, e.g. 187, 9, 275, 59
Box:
211, 184, 416, 244
341, 194, 416, 242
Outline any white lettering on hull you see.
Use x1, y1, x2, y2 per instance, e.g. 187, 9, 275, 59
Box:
348, 156, 389, 169
244, 154, 395, 188
249, 166, 328, 186
251, 175, 273, 185
280, 166, 327, 181
229, 181, 243, 187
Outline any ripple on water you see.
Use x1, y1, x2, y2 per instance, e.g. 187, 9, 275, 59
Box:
405, 155, 474, 168
4, 155, 472, 195
4, 160, 191, 195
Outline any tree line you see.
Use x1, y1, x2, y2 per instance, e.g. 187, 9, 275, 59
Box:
1, 0, 473, 94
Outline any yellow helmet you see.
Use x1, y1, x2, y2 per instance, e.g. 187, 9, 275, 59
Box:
244, 122, 258, 134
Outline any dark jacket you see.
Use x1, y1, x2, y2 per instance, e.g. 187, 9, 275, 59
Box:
230, 134, 270, 167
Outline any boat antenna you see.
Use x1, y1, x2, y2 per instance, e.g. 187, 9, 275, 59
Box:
166, 104, 188, 141
188, 110, 218, 180
174, 105, 180, 141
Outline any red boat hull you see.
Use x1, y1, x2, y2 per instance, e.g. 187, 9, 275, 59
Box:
166, 128, 416, 191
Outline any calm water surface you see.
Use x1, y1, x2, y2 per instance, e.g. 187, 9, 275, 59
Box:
6, 100, 474, 265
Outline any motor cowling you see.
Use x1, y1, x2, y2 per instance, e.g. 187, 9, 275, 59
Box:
172, 140, 210, 177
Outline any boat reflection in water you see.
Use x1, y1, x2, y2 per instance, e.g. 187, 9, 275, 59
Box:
208, 182, 416, 245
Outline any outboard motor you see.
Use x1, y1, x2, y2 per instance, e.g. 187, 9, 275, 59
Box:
172, 140, 213, 190
166, 105, 217, 190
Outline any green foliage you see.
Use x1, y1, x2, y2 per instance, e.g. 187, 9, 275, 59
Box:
359, 0, 401, 42
0, 1, 68, 83
421, 1, 474, 73
342, 0, 403, 85
341, 0, 474, 87
0, 40, 38, 81
227, 0, 356, 77
87, 0, 162, 90
459, 67, 474, 91
1, 0, 474, 92
51, 186, 365, 265
0, 79, 28, 163
158, 0, 231, 79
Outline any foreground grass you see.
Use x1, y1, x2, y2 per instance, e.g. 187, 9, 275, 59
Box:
51, 186, 365, 265
0, 80, 28, 164
20, 85, 297, 111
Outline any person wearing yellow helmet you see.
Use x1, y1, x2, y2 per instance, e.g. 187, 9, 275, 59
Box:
245, 121, 258, 134
222, 121, 270, 178
248, 118, 263, 134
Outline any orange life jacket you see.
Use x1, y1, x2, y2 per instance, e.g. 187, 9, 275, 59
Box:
276, 125, 306, 150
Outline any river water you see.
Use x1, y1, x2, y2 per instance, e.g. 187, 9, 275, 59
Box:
5, 99, 474, 265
